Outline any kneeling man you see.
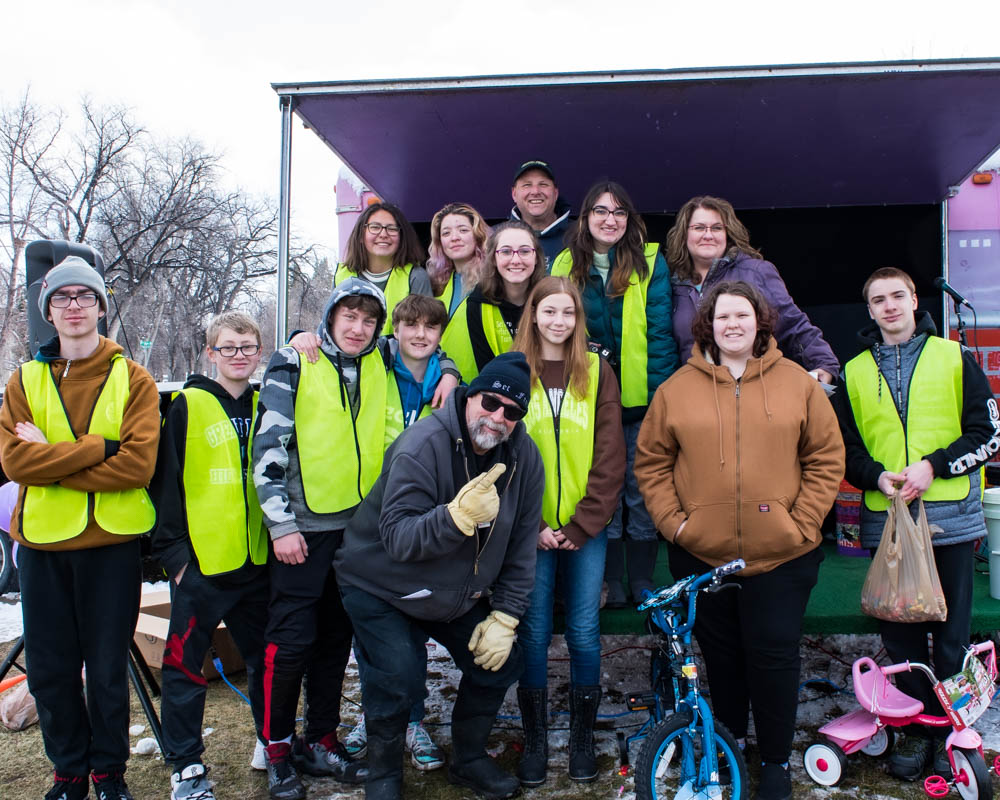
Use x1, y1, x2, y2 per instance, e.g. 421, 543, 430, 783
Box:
335, 352, 544, 800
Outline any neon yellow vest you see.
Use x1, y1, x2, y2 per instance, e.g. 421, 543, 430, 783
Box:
384, 374, 432, 451
551, 243, 657, 408
335, 263, 413, 335
439, 298, 514, 382
20, 356, 156, 543
180, 388, 267, 575
438, 273, 456, 318
524, 353, 601, 529
295, 348, 388, 513
845, 336, 968, 511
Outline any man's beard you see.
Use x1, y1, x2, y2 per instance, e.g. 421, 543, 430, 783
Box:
468, 416, 511, 451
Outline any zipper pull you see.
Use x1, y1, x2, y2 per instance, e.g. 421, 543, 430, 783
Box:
63, 360, 71, 378
474, 557, 479, 576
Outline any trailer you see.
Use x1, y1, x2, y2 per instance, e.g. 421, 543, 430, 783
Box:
270, 58, 1000, 371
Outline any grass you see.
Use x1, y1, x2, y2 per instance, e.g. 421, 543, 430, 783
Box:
1, 634, 996, 799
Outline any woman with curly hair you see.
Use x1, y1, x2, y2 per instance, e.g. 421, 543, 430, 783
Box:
635, 281, 844, 800
665, 195, 838, 381
425, 202, 491, 316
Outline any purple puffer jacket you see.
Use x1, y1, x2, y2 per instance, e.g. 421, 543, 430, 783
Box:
671, 250, 839, 375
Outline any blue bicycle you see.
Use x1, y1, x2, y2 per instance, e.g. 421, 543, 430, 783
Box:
627, 558, 749, 800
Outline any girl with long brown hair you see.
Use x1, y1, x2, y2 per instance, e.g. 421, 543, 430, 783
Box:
551, 180, 679, 608
511, 276, 624, 787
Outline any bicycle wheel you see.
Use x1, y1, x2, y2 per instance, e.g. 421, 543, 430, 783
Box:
635, 711, 747, 800
952, 747, 991, 800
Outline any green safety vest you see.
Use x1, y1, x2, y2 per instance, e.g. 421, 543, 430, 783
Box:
551, 243, 657, 408
335, 263, 412, 335
19, 355, 156, 543
295, 348, 388, 513
845, 336, 968, 511
180, 387, 267, 575
439, 298, 513, 382
383, 374, 432, 451
524, 353, 601, 529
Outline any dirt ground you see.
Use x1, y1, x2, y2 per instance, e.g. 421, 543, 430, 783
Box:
4, 629, 998, 799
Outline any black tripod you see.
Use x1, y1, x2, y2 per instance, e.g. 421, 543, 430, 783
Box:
0, 634, 163, 752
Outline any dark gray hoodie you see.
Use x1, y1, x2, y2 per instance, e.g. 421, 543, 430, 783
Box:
335, 387, 544, 622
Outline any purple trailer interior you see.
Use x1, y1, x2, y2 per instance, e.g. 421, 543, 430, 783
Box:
271, 59, 1000, 348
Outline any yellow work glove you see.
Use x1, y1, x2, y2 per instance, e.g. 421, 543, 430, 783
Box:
447, 463, 506, 536
468, 610, 519, 671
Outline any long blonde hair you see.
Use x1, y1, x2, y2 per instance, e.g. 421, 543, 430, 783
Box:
426, 202, 491, 294
513, 277, 591, 399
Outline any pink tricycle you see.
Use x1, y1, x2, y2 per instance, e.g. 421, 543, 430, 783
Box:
804, 640, 998, 799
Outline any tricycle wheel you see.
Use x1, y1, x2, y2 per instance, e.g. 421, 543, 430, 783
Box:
803, 741, 847, 786
951, 747, 991, 800
860, 726, 895, 758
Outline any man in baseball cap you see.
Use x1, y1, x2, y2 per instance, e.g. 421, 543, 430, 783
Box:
510, 160, 573, 271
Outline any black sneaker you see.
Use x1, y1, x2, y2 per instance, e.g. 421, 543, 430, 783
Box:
292, 733, 368, 783
931, 739, 951, 776
265, 743, 306, 800
888, 734, 933, 781
44, 773, 89, 800
753, 762, 791, 800
91, 772, 134, 800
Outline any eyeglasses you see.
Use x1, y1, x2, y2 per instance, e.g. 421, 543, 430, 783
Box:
366, 222, 401, 236
478, 393, 526, 421
50, 292, 99, 308
689, 224, 725, 235
496, 246, 535, 260
212, 344, 262, 357
591, 205, 628, 221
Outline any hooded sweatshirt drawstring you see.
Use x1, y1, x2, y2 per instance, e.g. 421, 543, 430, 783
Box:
711, 367, 725, 470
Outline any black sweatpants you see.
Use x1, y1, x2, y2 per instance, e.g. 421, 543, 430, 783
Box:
667, 543, 822, 764
878, 540, 975, 734
340, 585, 522, 778
19, 539, 142, 777
160, 563, 269, 769
263, 530, 353, 743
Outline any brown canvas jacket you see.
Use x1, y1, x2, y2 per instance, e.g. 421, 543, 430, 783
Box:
635, 338, 844, 576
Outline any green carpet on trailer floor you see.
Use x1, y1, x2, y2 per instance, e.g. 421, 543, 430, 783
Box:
575, 541, 1000, 635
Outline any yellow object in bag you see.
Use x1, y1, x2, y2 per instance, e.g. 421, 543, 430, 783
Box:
861, 493, 947, 623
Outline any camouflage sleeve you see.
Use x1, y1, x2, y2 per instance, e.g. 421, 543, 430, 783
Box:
252, 346, 301, 538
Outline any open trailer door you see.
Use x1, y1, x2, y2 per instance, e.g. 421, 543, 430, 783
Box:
270, 58, 1000, 366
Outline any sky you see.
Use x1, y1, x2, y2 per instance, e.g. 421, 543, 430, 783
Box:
3, 0, 999, 261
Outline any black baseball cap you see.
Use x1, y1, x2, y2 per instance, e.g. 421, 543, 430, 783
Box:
513, 160, 556, 185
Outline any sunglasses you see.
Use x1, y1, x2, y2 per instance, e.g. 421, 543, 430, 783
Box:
478, 392, 526, 421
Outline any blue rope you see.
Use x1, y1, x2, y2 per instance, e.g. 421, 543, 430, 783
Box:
212, 657, 252, 707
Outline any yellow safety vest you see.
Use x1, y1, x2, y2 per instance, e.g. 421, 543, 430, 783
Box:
438, 273, 456, 318
383, 374, 432, 451
439, 298, 514, 382
335, 263, 412, 335
845, 336, 968, 511
20, 356, 156, 543
551, 244, 657, 408
295, 348, 388, 513
180, 388, 267, 575
524, 353, 601, 529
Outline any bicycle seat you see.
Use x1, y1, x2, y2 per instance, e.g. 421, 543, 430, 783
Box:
853, 657, 923, 718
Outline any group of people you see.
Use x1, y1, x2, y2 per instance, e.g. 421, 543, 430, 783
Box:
1, 156, 997, 800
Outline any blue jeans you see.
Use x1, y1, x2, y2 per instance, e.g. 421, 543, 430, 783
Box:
519, 530, 607, 689
605, 420, 657, 542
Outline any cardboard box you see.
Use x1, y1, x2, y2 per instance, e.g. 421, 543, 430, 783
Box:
134, 590, 245, 681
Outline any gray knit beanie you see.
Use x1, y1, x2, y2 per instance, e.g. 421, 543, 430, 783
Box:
38, 256, 108, 314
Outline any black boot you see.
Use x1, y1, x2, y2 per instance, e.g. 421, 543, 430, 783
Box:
516, 687, 548, 786
364, 713, 408, 800
626, 540, 660, 601
568, 685, 602, 782
448, 702, 520, 799
604, 538, 627, 608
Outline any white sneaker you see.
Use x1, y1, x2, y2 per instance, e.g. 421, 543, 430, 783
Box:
406, 721, 445, 771
170, 763, 215, 800
250, 739, 267, 771
344, 713, 367, 759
